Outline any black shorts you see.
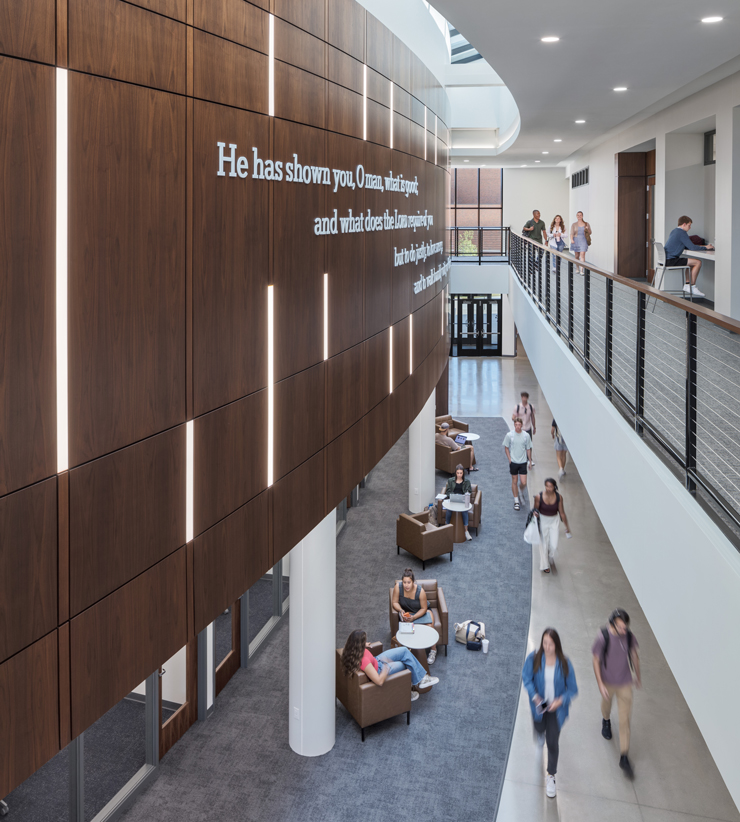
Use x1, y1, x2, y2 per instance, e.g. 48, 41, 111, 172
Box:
509, 461, 528, 476
665, 256, 689, 268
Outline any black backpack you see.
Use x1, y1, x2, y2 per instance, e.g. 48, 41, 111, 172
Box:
600, 627, 635, 672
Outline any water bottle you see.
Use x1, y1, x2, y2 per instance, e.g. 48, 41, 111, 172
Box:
464, 491, 470, 506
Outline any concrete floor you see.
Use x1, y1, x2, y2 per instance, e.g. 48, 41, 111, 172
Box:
449, 353, 740, 822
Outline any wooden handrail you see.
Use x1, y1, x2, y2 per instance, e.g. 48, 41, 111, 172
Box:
512, 231, 740, 335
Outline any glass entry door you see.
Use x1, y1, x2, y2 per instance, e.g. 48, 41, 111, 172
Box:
451, 295, 502, 356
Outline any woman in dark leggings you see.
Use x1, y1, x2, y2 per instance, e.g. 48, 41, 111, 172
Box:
522, 628, 578, 799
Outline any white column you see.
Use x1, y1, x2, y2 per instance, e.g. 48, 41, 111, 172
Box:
289, 509, 336, 756
408, 388, 436, 513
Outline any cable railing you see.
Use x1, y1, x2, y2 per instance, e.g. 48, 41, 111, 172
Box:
446, 226, 510, 262
510, 231, 740, 551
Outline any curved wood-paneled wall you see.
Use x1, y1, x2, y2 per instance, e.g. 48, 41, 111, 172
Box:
0, 0, 450, 793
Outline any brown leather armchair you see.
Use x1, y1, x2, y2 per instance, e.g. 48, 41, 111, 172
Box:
436, 484, 482, 536
435, 415, 469, 439
396, 512, 453, 569
436, 440, 474, 474
389, 580, 448, 655
335, 641, 412, 741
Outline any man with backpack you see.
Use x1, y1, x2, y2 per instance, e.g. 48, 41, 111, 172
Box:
512, 392, 536, 465
592, 609, 641, 778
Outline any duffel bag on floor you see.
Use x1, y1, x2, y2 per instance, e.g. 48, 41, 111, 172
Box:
454, 620, 486, 650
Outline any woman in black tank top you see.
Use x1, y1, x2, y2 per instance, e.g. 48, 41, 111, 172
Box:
391, 568, 438, 663
533, 479, 571, 573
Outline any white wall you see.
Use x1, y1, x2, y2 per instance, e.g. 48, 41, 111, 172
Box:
509, 270, 740, 811
450, 263, 509, 294
566, 70, 740, 317
665, 133, 706, 238
502, 168, 570, 237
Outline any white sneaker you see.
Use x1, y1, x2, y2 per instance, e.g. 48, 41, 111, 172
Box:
691, 285, 705, 298
558, 468, 564, 478
465, 530, 473, 541
418, 674, 439, 688
427, 649, 437, 665
546, 774, 557, 798
410, 690, 420, 702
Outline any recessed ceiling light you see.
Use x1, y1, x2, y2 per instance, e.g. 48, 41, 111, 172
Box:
554, 139, 562, 142
575, 119, 586, 123
520, 164, 527, 167
535, 160, 541, 163
541, 36, 560, 42
613, 87, 628, 91
463, 159, 469, 162
542, 151, 549, 154
702, 16, 723, 22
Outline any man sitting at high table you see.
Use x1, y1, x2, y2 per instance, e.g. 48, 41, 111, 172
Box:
664, 215, 714, 299
436, 422, 478, 470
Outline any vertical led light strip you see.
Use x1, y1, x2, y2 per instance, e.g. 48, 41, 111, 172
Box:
363, 65, 367, 141
389, 81, 394, 149
409, 314, 413, 374
434, 114, 438, 165
323, 274, 329, 360
186, 421, 194, 543
267, 286, 274, 486
389, 326, 393, 394
56, 68, 69, 474
268, 14, 275, 116
424, 106, 427, 161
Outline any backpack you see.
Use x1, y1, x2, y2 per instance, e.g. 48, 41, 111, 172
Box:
600, 627, 635, 672
516, 404, 534, 424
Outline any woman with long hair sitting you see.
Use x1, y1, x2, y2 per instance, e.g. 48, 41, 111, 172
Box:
522, 628, 578, 799
340, 629, 439, 702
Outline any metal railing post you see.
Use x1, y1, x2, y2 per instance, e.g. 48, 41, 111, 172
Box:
635, 291, 646, 435
583, 268, 591, 371
686, 312, 697, 495
605, 278, 613, 397
545, 251, 551, 317
537, 246, 543, 306
478, 227, 482, 265
567, 261, 574, 351
555, 254, 561, 333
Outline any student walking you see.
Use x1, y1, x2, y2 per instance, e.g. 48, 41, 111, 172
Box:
522, 628, 579, 799
512, 391, 536, 464
570, 211, 592, 272
533, 478, 571, 573
551, 420, 568, 478
503, 418, 532, 511
592, 609, 641, 778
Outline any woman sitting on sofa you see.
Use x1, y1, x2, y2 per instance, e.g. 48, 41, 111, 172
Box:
391, 568, 438, 665
441, 464, 473, 542
340, 629, 438, 702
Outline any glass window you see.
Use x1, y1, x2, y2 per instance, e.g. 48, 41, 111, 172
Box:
455, 168, 478, 207
455, 209, 479, 227
479, 208, 502, 227
479, 168, 502, 206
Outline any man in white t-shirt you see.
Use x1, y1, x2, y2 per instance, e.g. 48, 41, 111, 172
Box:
503, 418, 532, 510
512, 391, 536, 465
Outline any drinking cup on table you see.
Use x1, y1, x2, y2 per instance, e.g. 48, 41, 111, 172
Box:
482, 638, 489, 654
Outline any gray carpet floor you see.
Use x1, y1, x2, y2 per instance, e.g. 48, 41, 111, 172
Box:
119, 417, 531, 822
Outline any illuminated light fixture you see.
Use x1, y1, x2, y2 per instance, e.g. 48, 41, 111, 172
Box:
363, 65, 367, 140
542, 151, 549, 154
701, 16, 723, 22
613, 86, 627, 91
268, 15, 275, 116
390, 81, 394, 149
267, 285, 274, 486
56, 67, 69, 474
186, 420, 194, 542
575, 119, 586, 123
389, 326, 393, 394
520, 164, 527, 167
434, 115, 438, 165
424, 106, 427, 160
323, 273, 328, 360
541, 36, 559, 42
463, 159, 469, 163
409, 314, 413, 374
554, 139, 562, 142
535, 160, 541, 163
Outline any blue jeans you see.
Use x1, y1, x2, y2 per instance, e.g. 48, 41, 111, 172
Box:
376, 647, 426, 686
445, 510, 469, 526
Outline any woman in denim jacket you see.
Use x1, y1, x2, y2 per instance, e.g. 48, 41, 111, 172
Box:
522, 628, 578, 799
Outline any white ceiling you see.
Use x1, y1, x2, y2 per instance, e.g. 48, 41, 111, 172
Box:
431, 0, 740, 168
